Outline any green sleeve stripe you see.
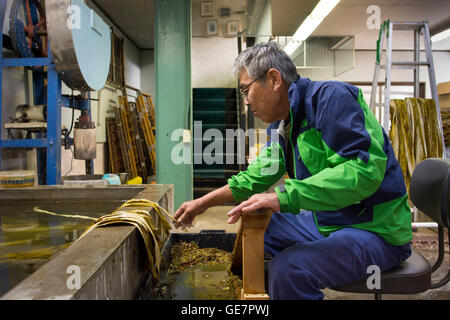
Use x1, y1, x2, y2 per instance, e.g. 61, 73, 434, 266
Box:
227, 142, 286, 203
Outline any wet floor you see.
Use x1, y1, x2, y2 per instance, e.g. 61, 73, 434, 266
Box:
0, 199, 124, 296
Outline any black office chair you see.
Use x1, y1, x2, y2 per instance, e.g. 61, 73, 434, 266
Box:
333, 157, 450, 300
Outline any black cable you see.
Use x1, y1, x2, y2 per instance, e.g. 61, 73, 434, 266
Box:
68, 90, 75, 135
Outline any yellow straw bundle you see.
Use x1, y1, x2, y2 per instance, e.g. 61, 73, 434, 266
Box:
390, 98, 444, 192
33, 199, 176, 279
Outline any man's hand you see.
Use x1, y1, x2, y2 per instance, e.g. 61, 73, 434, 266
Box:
226, 193, 280, 224
173, 198, 207, 229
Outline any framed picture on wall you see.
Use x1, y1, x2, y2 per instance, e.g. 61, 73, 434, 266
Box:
226, 20, 239, 36
201, 1, 214, 17
205, 20, 218, 36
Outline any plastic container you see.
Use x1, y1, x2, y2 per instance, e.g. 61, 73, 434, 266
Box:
0, 170, 35, 188
62, 174, 108, 186
126, 176, 143, 185
102, 174, 121, 185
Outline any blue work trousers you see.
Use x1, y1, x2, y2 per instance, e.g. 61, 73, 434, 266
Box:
264, 211, 412, 300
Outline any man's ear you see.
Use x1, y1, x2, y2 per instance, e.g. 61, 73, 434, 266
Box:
268, 68, 283, 92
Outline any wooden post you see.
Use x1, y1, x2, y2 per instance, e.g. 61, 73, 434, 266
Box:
231, 208, 273, 300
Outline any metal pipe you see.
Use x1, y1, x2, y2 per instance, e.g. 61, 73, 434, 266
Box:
411, 222, 439, 228
410, 208, 439, 227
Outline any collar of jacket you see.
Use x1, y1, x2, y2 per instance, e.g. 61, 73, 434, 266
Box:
267, 76, 311, 142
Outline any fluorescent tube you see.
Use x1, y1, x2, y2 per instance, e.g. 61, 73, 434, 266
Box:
431, 28, 450, 42
284, 0, 341, 56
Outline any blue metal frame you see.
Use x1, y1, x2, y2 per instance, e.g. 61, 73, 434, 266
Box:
0, 48, 62, 184
1, 2, 95, 185
60, 95, 91, 111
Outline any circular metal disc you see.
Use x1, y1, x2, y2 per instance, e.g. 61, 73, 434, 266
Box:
46, 0, 111, 91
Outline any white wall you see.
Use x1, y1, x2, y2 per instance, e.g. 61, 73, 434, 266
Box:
123, 40, 141, 90
192, 37, 241, 88
334, 50, 450, 98
255, 0, 272, 44
433, 51, 450, 87
0, 66, 32, 170
300, 48, 449, 96
191, 0, 247, 88
140, 50, 155, 96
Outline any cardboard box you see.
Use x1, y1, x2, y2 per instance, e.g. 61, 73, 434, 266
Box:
439, 93, 450, 109
438, 81, 450, 95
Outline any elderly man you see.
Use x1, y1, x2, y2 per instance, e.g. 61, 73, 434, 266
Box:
173, 42, 412, 300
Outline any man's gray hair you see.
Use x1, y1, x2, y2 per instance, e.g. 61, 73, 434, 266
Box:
233, 41, 299, 84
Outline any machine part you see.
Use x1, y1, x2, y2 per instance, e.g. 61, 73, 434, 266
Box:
73, 127, 96, 160
46, 0, 111, 91
118, 173, 129, 184
62, 174, 108, 186
15, 104, 46, 122
73, 111, 96, 160
1, 0, 63, 185
9, 0, 47, 58
61, 128, 71, 150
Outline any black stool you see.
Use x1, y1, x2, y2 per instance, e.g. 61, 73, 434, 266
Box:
333, 158, 450, 300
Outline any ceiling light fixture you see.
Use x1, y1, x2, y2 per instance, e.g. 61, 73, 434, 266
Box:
431, 28, 450, 42
284, 0, 341, 56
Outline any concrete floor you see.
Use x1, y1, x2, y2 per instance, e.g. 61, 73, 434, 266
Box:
171, 205, 450, 300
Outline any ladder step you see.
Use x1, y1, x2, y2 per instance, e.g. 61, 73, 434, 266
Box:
392, 61, 429, 66
380, 61, 430, 69
391, 21, 426, 30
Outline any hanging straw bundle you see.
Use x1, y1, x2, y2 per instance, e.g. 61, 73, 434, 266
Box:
389, 97, 444, 192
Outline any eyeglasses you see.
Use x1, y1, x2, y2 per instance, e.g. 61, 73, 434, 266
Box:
240, 72, 267, 100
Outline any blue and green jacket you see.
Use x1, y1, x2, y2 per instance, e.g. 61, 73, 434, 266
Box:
228, 76, 412, 246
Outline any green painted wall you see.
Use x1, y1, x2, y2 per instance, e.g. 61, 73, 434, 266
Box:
155, 0, 193, 209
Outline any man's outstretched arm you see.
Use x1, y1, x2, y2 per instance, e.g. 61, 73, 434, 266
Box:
173, 185, 234, 228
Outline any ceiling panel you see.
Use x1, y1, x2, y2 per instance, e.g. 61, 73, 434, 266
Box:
91, 0, 154, 50
87, 0, 450, 51
311, 0, 450, 50
271, 0, 319, 36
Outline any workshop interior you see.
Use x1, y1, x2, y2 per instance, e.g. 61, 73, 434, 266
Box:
0, 0, 449, 301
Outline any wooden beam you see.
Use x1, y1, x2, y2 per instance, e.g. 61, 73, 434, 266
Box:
231, 208, 273, 300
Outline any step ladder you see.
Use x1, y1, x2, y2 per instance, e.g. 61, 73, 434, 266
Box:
369, 20, 446, 159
